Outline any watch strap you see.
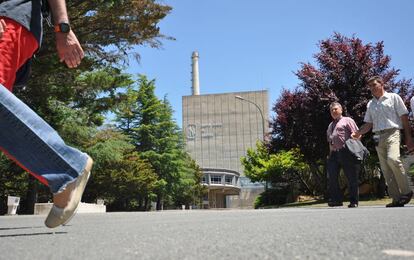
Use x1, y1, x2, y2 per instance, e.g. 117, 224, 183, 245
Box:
54, 23, 70, 33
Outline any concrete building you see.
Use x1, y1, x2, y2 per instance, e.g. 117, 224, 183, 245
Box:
182, 52, 268, 208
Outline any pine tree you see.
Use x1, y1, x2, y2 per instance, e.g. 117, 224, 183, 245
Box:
115, 75, 204, 210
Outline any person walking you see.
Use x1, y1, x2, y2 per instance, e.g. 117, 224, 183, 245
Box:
352, 76, 413, 207
327, 102, 360, 208
0, 0, 93, 227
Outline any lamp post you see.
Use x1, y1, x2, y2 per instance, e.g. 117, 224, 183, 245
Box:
235, 95, 266, 141
235, 95, 268, 190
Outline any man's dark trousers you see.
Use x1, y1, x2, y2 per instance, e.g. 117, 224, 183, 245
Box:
328, 148, 361, 204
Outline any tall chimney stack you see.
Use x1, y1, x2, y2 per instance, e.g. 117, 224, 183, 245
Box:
191, 51, 200, 95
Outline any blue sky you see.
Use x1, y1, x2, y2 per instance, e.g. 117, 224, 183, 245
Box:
126, 0, 414, 127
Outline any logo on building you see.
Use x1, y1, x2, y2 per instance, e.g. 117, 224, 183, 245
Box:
186, 124, 196, 140
186, 123, 223, 140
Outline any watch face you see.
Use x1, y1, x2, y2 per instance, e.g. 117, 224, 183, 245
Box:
60, 23, 70, 33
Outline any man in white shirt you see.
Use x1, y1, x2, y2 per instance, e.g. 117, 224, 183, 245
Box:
352, 76, 413, 207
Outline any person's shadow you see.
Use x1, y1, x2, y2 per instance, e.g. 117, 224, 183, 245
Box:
0, 226, 67, 237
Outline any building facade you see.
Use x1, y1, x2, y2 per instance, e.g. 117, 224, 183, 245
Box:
182, 90, 268, 208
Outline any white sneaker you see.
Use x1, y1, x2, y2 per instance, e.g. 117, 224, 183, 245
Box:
44, 156, 93, 228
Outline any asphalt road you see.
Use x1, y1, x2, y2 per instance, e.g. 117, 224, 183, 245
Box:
1, 206, 413, 259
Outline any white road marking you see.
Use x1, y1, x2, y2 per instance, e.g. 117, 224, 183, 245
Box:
382, 249, 414, 257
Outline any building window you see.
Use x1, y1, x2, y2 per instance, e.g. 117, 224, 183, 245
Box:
202, 176, 207, 184
225, 176, 233, 185
211, 175, 222, 184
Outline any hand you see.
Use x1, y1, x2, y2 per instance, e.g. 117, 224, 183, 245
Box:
0, 19, 7, 39
351, 132, 361, 139
55, 30, 84, 68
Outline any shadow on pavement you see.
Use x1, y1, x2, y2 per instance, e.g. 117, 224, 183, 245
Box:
0, 226, 44, 231
0, 231, 67, 238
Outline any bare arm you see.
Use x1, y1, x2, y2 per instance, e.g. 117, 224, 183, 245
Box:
351, 122, 373, 139
47, 0, 69, 23
47, 0, 84, 68
401, 114, 414, 152
0, 19, 6, 39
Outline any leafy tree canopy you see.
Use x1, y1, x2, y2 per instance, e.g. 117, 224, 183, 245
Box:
242, 142, 309, 185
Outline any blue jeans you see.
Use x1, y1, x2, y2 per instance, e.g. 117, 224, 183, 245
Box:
0, 84, 88, 194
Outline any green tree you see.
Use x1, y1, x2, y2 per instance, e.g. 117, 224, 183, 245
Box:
84, 128, 158, 211
241, 141, 271, 183
242, 142, 309, 186
18, 0, 172, 121
115, 75, 204, 210
40, 100, 159, 211
241, 141, 312, 207
173, 152, 206, 209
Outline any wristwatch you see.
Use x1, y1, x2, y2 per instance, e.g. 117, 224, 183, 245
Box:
54, 22, 71, 33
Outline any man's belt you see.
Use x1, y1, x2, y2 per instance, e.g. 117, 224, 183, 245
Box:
375, 128, 398, 134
